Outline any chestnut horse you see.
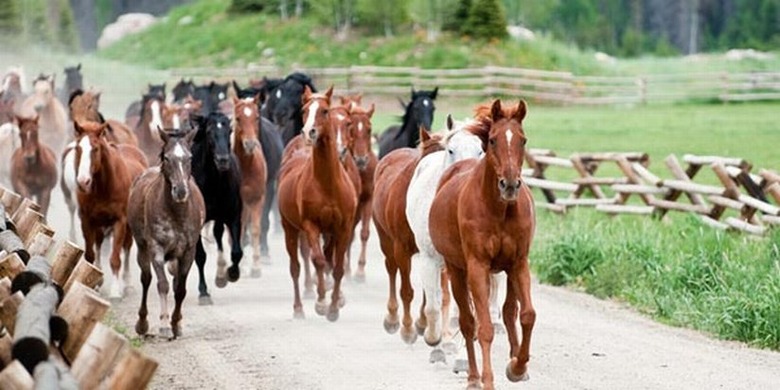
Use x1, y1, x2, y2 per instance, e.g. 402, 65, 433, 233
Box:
232, 96, 267, 277
429, 100, 535, 389
68, 89, 138, 146
133, 93, 166, 163
277, 86, 357, 321
20, 74, 68, 155
372, 128, 443, 344
128, 129, 204, 340
74, 120, 148, 299
10, 116, 58, 217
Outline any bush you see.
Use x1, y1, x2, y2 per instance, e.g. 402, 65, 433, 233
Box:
462, 0, 508, 40
0, 0, 22, 34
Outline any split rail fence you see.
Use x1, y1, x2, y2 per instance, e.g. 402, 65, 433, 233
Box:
522, 151, 780, 236
0, 186, 158, 389
171, 65, 780, 105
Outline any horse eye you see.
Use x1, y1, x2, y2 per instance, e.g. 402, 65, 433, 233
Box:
448, 149, 453, 155
489, 138, 496, 147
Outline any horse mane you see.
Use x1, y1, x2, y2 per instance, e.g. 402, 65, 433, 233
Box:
285, 72, 316, 93
466, 101, 525, 147
68, 89, 84, 108
33, 73, 50, 83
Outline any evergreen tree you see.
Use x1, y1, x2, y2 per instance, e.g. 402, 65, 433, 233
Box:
443, 0, 471, 32
463, 0, 508, 40
57, 0, 79, 50
0, 0, 22, 35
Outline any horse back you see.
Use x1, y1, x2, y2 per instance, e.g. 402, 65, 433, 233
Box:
106, 119, 139, 146
377, 125, 402, 159
372, 148, 419, 246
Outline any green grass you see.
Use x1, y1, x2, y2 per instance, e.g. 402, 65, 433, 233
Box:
103, 309, 144, 348
531, 210, 780, 349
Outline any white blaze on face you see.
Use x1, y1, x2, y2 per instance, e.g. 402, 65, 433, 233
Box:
302, 101, 319, 139
336, 128, 343, 151
505, 129, 514, 159
243, 106, 253, 118
218, 92, 225, 100
275, 89, 282, 99
173, 143, 187, 178
76, 137, 93, 185
423, 99, 429, 107
149, 100, 163, 136
357, 121, 364, 133
172, 114, 181, 130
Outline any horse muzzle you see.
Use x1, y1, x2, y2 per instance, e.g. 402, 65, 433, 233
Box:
305, 128, 318, 144
355, 155, 369, 171
214, 155, 231, 172
24, 155, 36, 165
77, 178, 92, 193
499, 178, 521, 202
172, 185, 190, 203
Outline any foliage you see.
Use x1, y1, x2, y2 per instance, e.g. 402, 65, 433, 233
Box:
229, 0, 270, 13
355, 0, 410, 36
531, 211, 780, 349
442, 0, 470, 32
0, 0, 22, 34
463, 0, 508, 40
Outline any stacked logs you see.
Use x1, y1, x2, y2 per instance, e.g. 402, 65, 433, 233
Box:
0, 186, 158, 389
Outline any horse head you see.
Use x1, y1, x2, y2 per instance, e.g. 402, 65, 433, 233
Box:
330, 105, 353, 161
159, 128, 197, 203
147, 83, 166, 101
301, 85, 333, 145
64, 64, 83, 95
443, 114, 484, 165
16, 115, 41, 165
479, 100, 528, 202
407, 87, 438, 134
348, 102, 375, 171
209, 82, 229, 112
30, 74, 56, 113
232, 96, 261, 155
172, 78, 195, 103
194, 112, 233, 172
140, 93, 166, 141
193, 84, 212, 115
69, 89, 101, 122
73, 120, 110, 193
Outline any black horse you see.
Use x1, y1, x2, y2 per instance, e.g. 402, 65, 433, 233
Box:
191, 112, 244, 305
261, 72, 316, 146
193, 81, 229, 115
60, 64, 83, 106
233, 80, 285, 258
172, 78, 196, 102
377, 87, 438, 159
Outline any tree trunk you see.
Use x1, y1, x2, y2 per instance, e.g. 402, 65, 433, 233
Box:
280, 0, 288, 20
295, 0, 304, 17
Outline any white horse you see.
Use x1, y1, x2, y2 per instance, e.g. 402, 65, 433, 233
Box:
0, 121, 20, 188
407, 115, 500, 364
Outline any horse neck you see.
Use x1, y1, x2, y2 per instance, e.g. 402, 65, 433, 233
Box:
401, 117, 420, 147
310, 127, 343, 184
233, 124, 261, 165
472, 159, 508, 217
91, 144, 122, 193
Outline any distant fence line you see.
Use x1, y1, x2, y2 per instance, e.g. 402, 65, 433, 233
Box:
170, 65, 780, 105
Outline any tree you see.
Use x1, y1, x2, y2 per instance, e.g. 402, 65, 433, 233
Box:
356, 0, 409, 37
0, 0, 22, 35
463, 0, 508, 40
443, 0, 470, 32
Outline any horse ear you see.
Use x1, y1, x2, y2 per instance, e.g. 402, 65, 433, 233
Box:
325, 86, 334, 101
302, 85, 313, 102
446, 114, 453, 131
419, 127, 431, 143
339, 96, 348, 105
98, 122, 109, 136
355, 94, 362, 105
490, 99, 503, 121
432, 87, 439, 100
252, 93, 260, 106
232, 80, 241, 93
231, 95, 239, 106
367, 103, 375, 118
159, 126, 170, 144
515, 100, 528, 122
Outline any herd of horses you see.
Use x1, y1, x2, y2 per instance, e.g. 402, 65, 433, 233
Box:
0, 64, 536, 389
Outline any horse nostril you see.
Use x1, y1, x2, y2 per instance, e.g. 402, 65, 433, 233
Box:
499, 179, 507, 190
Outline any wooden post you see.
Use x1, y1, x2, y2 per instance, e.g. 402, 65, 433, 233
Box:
0, 277, 10, 301
0, 330, 12, 366
0, 360, 34, 390
11, 198, 41, 222
57, 282, 111, 362
24, 223, 55, 258
0, 292, 24, 336
106, 349, 159, 390
62, 260, 103, 294
51, 242, 84, 287
71, 323, 128, 389
0, 191, 23, 218
0, 253, 26, 281
13, 208, 43, 245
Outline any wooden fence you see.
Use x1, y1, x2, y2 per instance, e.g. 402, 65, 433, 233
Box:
170, 65, 780, 105
523, 151, 780, 236
0, 186, 157, 389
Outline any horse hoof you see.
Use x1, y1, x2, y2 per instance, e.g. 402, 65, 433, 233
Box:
159, 327, 173, 340
227, 266, 240, 282
135, 319, 148, 336
424, 333, 442, 347
215, 275, 228, 288
337, 294, 346, 308
293, 309, 305, 320
400, 326, 417, 344
383, 317, 400, 334
414, 319, 427, 336
429, 347, 447, 364
250, 267, 262, 278
453, 359, 469, 374
441, 341, 458, 355
466, 381, 482, 390
172, 325, 183, 339
198, 295, 213, 306
304, 289, 316, 299
506, 358, 529, 382
315, 300, 328, 316
326, 308, 339, 322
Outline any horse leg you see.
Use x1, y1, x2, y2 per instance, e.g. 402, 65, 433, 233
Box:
448, 265, 480, 387
122, 227, 134, 294
151, 252, 172, 340
250, 201, 262, 278
171, 248, 195, 338
135, 245, 152, 336
506, 257, 535, 382
195, 238, 212, 305
440, 267, 458, 355
420, 253, 443, 347
502, 274, 519, 359
108, 221, 130, 300
355, 201, 371, 283
38, 188, 51, 218
376, 225, 399, 334
227, 216, 243, 283
490, 273, 506, 334
466, 259, 495, 390
302, 223, 327, 316
397, 247, 416, 344
282, 220, 304, 319
299, 236, 314, 298
213, 223, 228, 288
65, 192, 77, 242
259, 182, 273, 261
326, 235, 348, 322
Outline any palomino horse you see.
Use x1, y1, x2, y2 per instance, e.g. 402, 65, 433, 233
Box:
405, 115, 484, 359
372, 128, 444, 344
20, 74, 69, 155
232, 97, 267, 277
128, 129, 205, 340
191, 112, 244, 305
69, 89, 138, 146
0, 98, 19, 188
429, 100, 535, 389
10, 116, 58, 217
277, 86, 356, 321
378, 87, 438, 159
74, 120, 148, 299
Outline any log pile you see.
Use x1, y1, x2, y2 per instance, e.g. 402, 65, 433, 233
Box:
0, 186, 158, 389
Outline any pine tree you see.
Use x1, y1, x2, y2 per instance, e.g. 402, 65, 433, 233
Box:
463, 0, 508, 40
443, 0, 471, 32
0, 0, 22, 34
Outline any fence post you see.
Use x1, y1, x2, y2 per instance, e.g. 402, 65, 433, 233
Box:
637, 77, 647, 105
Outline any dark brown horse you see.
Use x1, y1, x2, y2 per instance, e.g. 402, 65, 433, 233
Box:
69, 89, 138, 146
128, 129, 205, 339
372, 128, 443, 344
74, 120, 148, 299
277, 86, 357, 321
429, 100, 535, 389
133, 93, 166, 163
10, 116, 58, 216
232, 96, 267, 277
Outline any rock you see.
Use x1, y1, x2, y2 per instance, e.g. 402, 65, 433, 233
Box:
262, 48, 275, 58
594, 52, 617, 65
178, 15, 194, 26
507, 25, 536, 41
725, 49, 774, 61
97, 13, 157, 49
